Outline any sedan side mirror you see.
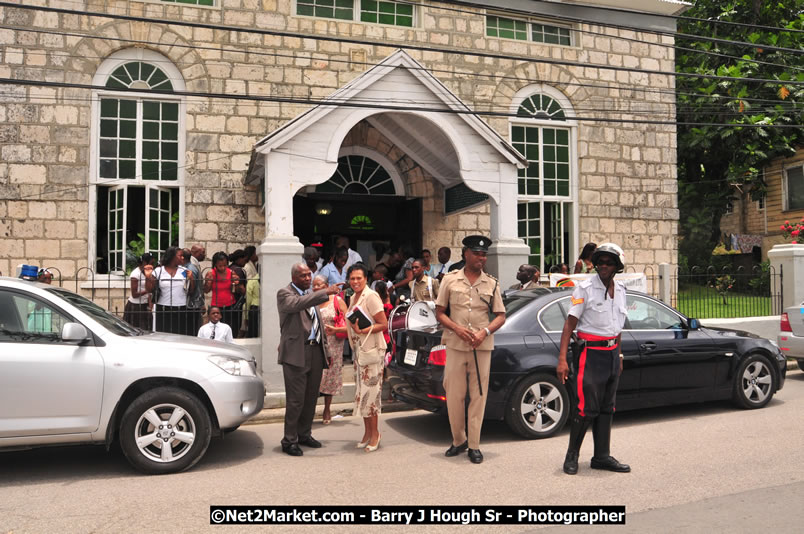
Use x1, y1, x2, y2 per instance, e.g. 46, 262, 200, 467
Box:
62, 322, 91, 344
688, 318, 700, 330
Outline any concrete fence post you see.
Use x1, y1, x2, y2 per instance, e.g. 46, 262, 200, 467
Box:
768, 244, 804, 309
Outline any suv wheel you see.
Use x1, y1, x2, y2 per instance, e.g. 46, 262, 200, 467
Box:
119, 387, 212, 474
505, 373, 569, 439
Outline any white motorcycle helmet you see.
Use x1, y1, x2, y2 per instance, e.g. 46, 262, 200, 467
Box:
591, 243, 626, 273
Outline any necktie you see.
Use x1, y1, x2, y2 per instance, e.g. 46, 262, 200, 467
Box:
210, 323, 216, 340
309, 303, 321, 343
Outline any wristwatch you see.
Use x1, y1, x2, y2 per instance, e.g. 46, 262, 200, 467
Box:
484, 327, 491, 336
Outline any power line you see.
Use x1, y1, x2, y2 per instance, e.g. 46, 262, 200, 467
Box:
2, 76, 800, 128
1, 2, 801, 86
7, 23, 800, 110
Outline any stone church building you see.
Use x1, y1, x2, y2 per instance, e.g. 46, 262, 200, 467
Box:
0, 0, 685, 372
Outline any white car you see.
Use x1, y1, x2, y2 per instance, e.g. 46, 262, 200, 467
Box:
779, 302, 804, 372
0, 276, 264, 474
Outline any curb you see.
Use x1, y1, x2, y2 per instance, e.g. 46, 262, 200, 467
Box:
244, 398, 418, 426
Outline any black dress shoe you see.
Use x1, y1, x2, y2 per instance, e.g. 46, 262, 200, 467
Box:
298, 436, 322, 448
590, 455, 630, 472
281, 443, 303, 456
563, 450, 579, 475
468, 449, 483, 464
445, 441, 468, 457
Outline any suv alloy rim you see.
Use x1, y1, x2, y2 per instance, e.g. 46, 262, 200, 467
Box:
134, 403, 197, 463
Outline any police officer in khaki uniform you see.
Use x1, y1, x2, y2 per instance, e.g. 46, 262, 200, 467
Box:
435, 235, 505, 464
409, 258, 439, 302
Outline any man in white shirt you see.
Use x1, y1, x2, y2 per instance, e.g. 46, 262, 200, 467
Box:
430, 246, 454, 281
335, 236, 362, 271
198, 307, 234, 343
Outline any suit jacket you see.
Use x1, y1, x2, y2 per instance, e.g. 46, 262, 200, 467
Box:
276, 284, 330, 368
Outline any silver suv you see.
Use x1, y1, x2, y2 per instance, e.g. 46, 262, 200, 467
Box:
0, 277, 264, 474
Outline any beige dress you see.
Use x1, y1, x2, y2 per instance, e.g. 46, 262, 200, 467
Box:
349, 288, 385, 418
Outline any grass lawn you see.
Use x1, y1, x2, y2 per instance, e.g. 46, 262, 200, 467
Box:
675, 284, 772, 319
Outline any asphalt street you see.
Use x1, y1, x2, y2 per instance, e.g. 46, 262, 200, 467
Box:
2, 370, 803, 534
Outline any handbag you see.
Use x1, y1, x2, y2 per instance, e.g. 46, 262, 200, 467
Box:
333, 295, 348, 340
355, 342, 384, 366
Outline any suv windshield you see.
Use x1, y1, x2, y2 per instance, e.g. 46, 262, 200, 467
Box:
45, 287, 141, 336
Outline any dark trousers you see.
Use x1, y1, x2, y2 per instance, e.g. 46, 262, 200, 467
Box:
569, 343, 619, 419
247, 306, 260, 338
281, 343, 325, 446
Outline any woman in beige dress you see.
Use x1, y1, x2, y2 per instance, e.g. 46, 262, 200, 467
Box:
343, 263, 387, 452
314, 275, 347, 424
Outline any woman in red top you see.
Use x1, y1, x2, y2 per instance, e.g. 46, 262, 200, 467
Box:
204, 251, 240, 335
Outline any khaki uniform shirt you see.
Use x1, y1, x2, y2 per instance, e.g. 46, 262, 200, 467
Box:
436, 269, 505, 351
409, 274, 439, 302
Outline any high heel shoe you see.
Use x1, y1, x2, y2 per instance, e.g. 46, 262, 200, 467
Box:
356, 439, 369, 448
365, 434, 381, 452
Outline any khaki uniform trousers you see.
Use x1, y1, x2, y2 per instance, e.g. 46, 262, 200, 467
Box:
443, 347, 491, 450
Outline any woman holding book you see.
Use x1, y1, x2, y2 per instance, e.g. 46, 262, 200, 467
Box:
343, 262, 387, 452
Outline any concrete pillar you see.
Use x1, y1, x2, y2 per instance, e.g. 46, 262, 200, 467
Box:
658, 262, 672, 305
487, 164, 528, 287
768, 244, 804, 311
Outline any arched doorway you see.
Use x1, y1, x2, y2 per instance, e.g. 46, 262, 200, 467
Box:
293, 150, 421, 264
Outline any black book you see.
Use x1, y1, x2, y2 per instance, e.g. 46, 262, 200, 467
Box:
346, 305, 373, 330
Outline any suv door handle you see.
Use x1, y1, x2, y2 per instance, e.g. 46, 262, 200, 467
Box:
640, 342, 657, 352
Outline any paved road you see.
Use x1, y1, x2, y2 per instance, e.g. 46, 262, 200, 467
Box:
2, 371, 803, 534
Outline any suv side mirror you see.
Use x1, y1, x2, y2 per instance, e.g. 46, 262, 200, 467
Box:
62, 322, 91, 344
688, 318, 700, 330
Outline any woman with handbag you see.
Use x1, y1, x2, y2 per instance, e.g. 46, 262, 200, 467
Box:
343, 263, 388, 452
204, 251, 240, 334
315, 275, 347, 425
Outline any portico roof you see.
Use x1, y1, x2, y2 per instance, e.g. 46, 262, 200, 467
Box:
244, 49, 527, 189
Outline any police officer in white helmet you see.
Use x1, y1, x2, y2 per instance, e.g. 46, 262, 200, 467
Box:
556, 243, 631, 475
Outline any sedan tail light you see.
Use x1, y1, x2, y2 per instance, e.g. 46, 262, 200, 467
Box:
428, 344, 447, 366
781, 313, 792, 332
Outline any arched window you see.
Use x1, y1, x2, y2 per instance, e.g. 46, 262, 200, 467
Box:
316, 155, 397, 195
91, 50, 185, 274
511, 88, 576, 274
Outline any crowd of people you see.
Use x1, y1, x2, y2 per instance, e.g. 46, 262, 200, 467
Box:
123, 244, 261, 341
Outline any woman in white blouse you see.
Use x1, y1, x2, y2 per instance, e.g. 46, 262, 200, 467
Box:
146, 247, 195, 335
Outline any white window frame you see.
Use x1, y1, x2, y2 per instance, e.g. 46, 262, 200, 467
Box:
294, 0, 419, 28
783, 164, 804, 211
88, 49, 186, 277
485, 11, 576, 47
509, 85, 578, 274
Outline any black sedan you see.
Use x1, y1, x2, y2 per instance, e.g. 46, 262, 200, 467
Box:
388, 288, 786, 439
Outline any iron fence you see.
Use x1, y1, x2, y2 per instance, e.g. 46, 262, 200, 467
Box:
670, 264, 782, 319
39, 267, 261, 338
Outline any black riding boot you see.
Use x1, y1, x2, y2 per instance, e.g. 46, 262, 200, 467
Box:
563, 416, 592, 475
591, 413, 630, 472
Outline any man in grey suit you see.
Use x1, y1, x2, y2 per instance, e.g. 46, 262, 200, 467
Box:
277, 262, 342, 456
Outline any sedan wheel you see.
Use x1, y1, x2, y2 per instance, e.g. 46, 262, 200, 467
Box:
120, 387, 212, 474
733, 354, 776, 409
505, 373, 569, 439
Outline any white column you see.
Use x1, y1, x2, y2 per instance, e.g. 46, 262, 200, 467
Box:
487, 163, 529, 287
768, 244, 804, 311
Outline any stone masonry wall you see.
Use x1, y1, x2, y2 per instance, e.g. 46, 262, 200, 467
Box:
0, 0, 678, 281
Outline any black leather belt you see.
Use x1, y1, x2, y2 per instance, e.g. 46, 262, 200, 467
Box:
306, 340, 320, 346
584, 339, 618, 348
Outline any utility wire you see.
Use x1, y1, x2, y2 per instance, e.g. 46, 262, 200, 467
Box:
2, 76, 800, 128
1, 2, 801, 86
6, 23, 800, 110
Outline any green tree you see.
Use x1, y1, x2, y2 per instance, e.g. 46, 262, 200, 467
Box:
676, 0, 803, 267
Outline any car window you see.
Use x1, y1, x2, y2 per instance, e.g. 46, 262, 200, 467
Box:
626, 295, 683, 330
44, 287, 140, 336
539, 298, 569, 332
0, 290, 71, 343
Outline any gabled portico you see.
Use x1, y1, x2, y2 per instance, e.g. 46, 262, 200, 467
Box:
245, 49, 528, 381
